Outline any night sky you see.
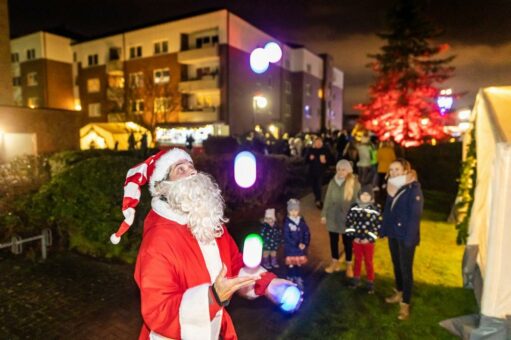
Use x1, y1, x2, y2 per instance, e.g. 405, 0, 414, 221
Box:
8, 0, 511, 112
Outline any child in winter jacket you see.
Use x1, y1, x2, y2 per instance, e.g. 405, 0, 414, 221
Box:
345, 186, 382, 293
260, 208, 282, 270
283, 198, 311, 290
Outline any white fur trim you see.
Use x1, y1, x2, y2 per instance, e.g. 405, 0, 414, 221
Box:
110, 233, 121, 244
151, 197, 188, 225
237, 266, 267, 300
179, 283, 211, 340
122, 207, 136, 225
124, 182, 141, 200
126, 162, 148, 180
149, 149, 192, 195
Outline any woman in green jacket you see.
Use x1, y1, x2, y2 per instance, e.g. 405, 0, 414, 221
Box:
321, 160, 361, 276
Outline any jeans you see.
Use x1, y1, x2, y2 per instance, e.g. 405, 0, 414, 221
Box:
388, 237, 416, 304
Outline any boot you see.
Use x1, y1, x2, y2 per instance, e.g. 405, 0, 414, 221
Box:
398, 302, 410, 320
262, 256, 271, 270
348, 277, 360, 289
270, 255, 279, 268
333, 259, 343, 272
325, 259, 338, 273
345, 261, 354, 278
385, 289, 403, 304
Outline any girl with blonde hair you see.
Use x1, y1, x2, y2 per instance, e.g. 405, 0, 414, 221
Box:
321, 160, 361, 275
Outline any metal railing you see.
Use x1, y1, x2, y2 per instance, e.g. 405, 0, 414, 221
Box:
0, 229, 52, 260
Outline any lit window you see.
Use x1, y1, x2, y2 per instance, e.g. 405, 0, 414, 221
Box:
87, 54, 98, 66
131, 99, 145, 114
305, 83, 312, 96
154, 97, 172, 113
11, 53, 19, 63
129, 72, 144, 88
27, 97, 39, 108
154, 41, 169, 55
129, 46, 143, 59
26, 49, 36, 60
88, 103, 102, 117
108, 75, 124, 88
154, 68, 170, 84
87, 78, 100, 93
27, 72, 38, 86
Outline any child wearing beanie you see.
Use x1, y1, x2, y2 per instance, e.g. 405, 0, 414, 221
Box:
283, 198, 311, 290
345, 186, 382, 293
260, 208, 282, 270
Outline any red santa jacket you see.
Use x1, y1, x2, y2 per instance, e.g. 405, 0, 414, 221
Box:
134, 209, 273, 340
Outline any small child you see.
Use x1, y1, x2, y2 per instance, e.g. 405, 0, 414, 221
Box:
283, 198, 311, 290
260, 208, 282, 270
345, 186, 382, 294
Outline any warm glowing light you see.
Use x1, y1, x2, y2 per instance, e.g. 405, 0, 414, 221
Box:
264, 42, 282, 63
243, 233, 263, 268
372, 119, 378, 126
126, 121, 139, 130
459, 122, 471, 131
250, 48, 269, 74
254, 125, 262, 133
420, 118, 429, 126
268, 124, 277, 134
253, 95, 268, 109
74, 99, 82, 111
318, 88, 323, 99
234, 151, 257, 188
81, 131, 107, 149
458, 109, 471, 121
431, 138, 437, 146
449, 137, 456, 143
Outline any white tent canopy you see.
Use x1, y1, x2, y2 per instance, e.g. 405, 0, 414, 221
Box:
466, 87, 511, 319
80, 122, 152, 150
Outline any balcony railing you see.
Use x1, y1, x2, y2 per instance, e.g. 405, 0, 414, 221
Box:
178, 107, 219, 123
178, 77, 219, 93
106, 60, 123, 74
178, 45, 219, 64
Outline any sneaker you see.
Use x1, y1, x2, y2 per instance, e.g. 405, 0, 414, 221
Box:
348, 278, 360, 289
366, 281, 375, 294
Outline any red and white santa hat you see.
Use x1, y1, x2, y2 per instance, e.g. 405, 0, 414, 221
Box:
110, 148, 192, 244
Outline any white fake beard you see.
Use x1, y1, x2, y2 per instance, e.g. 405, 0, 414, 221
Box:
155, 172, 227, 243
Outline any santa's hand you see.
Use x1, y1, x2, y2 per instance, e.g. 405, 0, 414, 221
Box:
265, 278, 300, 304
213, 264, 258, 304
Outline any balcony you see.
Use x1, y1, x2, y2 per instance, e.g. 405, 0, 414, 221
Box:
178, 45, 219, 65
106, 60, 123, 75
178, 77, 219, 93
178, 107, 219, 123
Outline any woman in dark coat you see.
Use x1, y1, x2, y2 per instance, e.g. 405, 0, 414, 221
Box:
381, 158, 423, 321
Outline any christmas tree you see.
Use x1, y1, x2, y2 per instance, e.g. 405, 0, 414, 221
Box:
355, 0, 455, 147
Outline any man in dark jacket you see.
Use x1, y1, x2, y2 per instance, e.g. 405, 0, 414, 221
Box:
304, 137, 330, 209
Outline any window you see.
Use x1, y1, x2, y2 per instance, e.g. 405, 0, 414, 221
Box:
154, 97, 172, 113
285, 80, 291, 94
27, 72, 38, 86
87, 78, 100, 93
195, 35, 219, 48
306, 63, 312, 73
12, 77, 22, 86
87, 54, 98, 66
109, 47, 121, 61
88, 103, 101, 117
305, 83, 312, 96
153, 68, 170, 84
129, 72, 144, 88
131, 99, 145, 114
212, 36, 219, 44
11, 53, 19, 63
73, 52, 77, 62
129, 46, 143, 59
154, 41, 169, 55
26, 49, 36, 60
27, 97, 39, 108
108, 75, 124, 88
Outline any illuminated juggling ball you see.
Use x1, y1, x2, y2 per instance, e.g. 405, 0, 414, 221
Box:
279, 285, 302, 312
243, 233, 263, 268
250, 48, 270, 74
264, 42, 282, 63
234, 151, 257, 188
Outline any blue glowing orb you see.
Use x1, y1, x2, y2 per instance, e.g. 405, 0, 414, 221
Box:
280, 286, 302, 312
264, 42, 282, 63
234, 151, 257, 188
243, 233, 263, 268
250, 48, 269, 74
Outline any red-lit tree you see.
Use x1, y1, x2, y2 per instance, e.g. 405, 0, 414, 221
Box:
355, 0, 455, 147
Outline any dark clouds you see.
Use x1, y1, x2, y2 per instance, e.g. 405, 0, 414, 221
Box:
8, 0, 511, 111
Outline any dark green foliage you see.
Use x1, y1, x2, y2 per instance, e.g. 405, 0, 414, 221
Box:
202, 136, 239, 155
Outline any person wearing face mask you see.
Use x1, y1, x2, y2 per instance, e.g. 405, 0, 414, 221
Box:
321, 160, 361, 276
382, 158, 423, 321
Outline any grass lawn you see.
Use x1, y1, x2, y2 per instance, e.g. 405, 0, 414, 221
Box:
280, 191, 478, 340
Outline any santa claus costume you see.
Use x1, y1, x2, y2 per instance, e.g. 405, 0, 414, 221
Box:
110, 148, 277, 340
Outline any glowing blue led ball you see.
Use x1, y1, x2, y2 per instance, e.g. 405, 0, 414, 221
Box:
280, 285, 302, 312
250, 48, 269, 74
234, 151, 257, 188
264, 42, 282, 63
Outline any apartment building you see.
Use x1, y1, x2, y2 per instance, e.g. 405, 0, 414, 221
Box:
9, 9, 343, 145
10, 31, 75, 110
